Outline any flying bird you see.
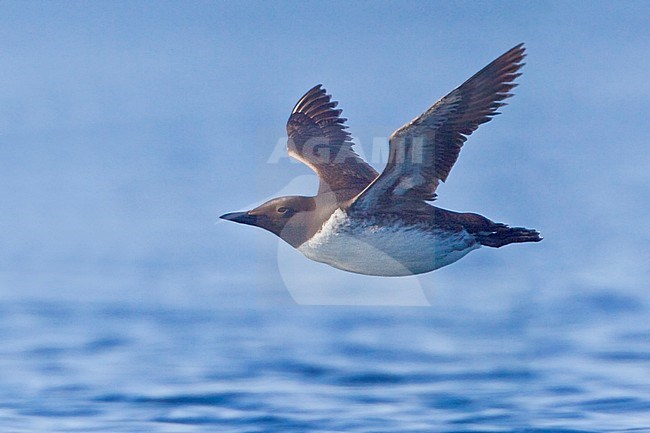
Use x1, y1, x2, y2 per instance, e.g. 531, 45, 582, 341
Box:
221, 43, 541, 276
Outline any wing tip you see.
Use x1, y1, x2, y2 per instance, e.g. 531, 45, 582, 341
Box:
292, 83, 326, 114
509, 42, 526, 56
287, 84, 358, 148
291, 84, 349, 126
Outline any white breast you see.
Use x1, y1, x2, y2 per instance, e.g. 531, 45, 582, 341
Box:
297, 209, 479, 276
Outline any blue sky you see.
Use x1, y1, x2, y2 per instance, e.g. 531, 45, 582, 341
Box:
0, 1, 648, 307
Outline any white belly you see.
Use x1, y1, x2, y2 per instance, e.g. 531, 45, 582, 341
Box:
297, 209, 479, 276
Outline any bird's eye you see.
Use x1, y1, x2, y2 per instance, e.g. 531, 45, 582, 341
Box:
277, 207, 289, 214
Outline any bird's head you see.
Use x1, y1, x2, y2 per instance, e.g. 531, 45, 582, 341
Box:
220, 196, 317, 247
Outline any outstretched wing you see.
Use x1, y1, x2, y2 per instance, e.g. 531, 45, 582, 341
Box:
351, 44, 526, 210
286, 85, 378, 199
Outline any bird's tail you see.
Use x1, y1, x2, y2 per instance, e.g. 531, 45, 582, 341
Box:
475, 223, 542, 248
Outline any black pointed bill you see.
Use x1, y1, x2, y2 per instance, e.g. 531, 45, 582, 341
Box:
219, 211, 258, 226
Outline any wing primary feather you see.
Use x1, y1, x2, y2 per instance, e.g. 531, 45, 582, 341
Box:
286, 85, 379, 200
350, 44, 526, 211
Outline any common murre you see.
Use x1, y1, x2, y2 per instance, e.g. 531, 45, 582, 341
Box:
221, 43, 541, 276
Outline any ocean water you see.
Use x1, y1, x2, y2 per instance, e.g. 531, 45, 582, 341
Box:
0, 287, 648, 433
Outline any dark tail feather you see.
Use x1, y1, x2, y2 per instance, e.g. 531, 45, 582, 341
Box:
476, 223, 542, 248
